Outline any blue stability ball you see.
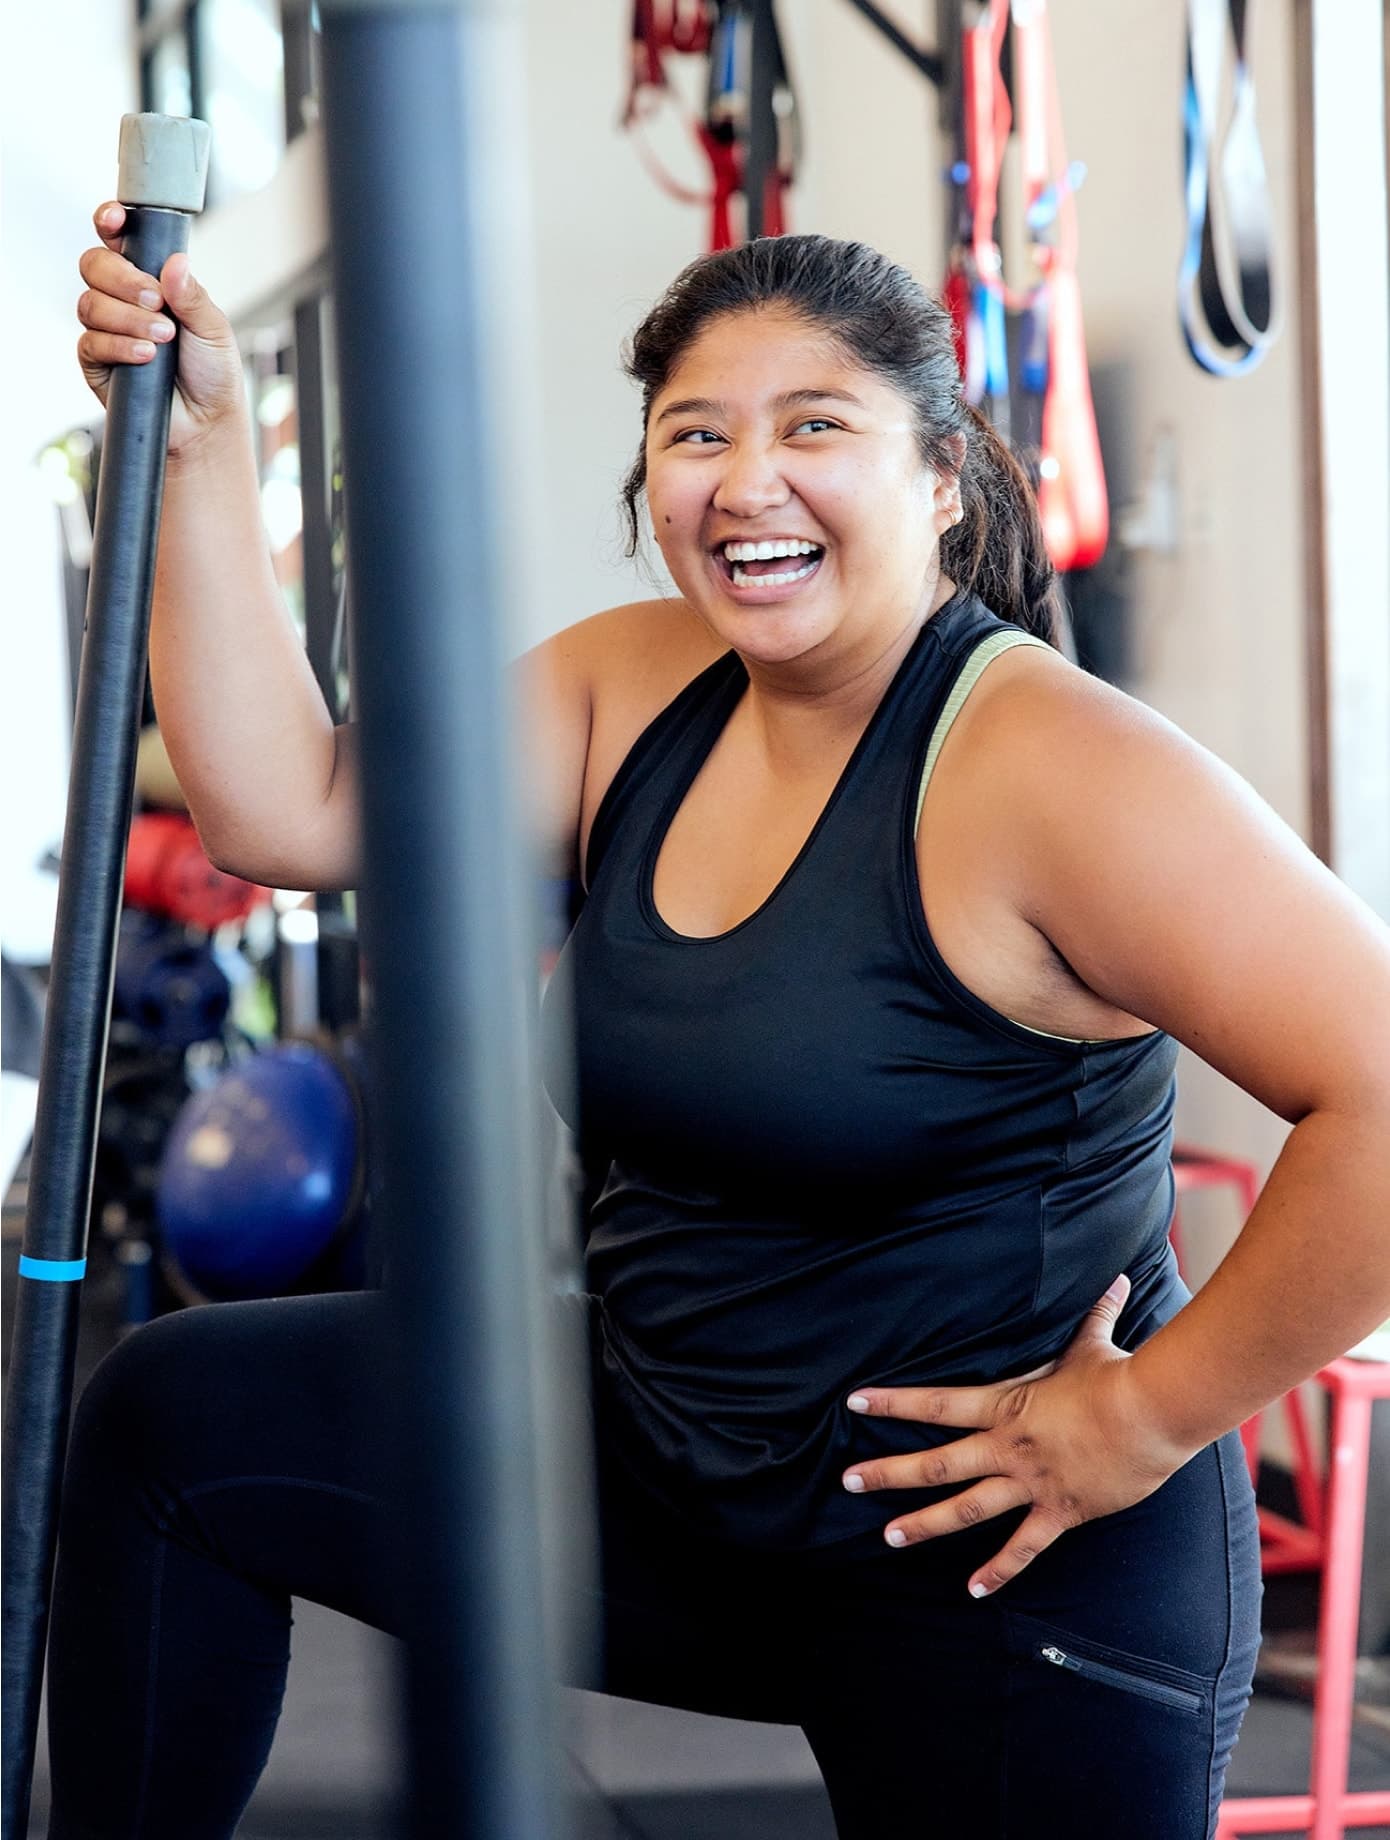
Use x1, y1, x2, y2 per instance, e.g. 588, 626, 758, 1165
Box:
157, 1043, 359, 1299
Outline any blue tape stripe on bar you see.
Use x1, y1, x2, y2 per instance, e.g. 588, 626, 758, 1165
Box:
17, 1256, 87, 1282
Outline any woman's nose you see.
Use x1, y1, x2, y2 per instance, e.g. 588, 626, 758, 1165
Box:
712, 444, 791, 518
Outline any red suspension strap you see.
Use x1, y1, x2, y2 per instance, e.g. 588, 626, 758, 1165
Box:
622, 1, 717, 215
622, 0, 799, 252
949, 0, 1108, 572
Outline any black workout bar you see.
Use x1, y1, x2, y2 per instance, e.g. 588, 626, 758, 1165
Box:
844, 0, 945, 87
0, 113, 210, 1840
744, 0, 781, 240
315, 4, 582, 1834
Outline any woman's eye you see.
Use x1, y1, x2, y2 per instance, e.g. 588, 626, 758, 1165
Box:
792, 418, 837, 435
673, 428, 724, 446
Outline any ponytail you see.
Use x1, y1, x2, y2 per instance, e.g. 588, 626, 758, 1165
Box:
938, 405, 1062, 647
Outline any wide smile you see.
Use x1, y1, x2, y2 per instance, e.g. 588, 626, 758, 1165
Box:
710, 538, 826, 599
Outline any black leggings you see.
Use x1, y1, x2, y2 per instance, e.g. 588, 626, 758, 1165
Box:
48, 1291, 1262, 1839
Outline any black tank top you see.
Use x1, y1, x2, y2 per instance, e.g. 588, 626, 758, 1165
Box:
540, 591, 1188, 1552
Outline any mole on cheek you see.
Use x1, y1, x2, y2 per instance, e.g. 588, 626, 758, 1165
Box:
664, 515, 672, 525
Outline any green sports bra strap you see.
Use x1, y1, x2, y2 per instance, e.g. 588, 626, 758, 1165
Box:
914, 630, 1054, 836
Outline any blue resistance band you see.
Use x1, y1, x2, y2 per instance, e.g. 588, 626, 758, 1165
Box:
17, 1256, 87, 1283
1179, 0, 1276, 377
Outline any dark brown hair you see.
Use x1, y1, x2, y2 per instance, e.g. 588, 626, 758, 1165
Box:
620, 233, 1061, 646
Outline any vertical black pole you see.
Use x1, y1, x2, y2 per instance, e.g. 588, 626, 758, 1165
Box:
0, 114, 209, 1840
282, 3, 356, 1023
744, 0, 779, 238
315, 7, 576, 1836
290, 295, 359, 1021
279, 0, 339, 725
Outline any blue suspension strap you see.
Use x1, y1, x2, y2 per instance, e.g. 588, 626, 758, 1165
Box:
1180, 0, 1278, 376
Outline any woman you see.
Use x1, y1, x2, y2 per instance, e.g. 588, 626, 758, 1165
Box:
57, 215, 1390, 1839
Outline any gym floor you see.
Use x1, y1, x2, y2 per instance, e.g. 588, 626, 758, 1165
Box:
5, 1220, 1389, 1839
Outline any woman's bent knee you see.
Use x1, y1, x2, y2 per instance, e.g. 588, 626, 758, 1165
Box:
66, 1294, 389, 1523
60, 1309, 242, 1555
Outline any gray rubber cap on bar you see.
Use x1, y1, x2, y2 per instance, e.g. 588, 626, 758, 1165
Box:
117, 114, 211, 212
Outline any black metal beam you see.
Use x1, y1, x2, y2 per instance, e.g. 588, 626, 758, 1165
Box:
314, 6, 576, 1834
744, 0, 781, 238
292, 300, 338, 723
1, 122, 206, 1838
844, 0, 944, 87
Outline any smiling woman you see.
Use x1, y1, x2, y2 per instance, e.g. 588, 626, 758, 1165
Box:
643, 315, 940, 663
54, 216, 1390, 1840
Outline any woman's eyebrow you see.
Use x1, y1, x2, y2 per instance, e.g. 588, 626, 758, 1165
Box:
653, 387, 868, 425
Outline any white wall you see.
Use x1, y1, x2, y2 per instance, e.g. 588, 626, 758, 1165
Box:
508, 1, 700, 640
0, 0, 137, 958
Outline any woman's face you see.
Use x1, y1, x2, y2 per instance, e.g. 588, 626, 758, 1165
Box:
644, 306, 961, 671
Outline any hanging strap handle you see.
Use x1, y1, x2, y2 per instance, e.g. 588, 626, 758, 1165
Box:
1179, 0, 1278, 376
622, 0, 719, 211
955, 1, 1108, 571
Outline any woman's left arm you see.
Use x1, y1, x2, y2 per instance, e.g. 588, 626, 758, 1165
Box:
843, 659, 1390, 1587
1013, 665, 1390, 1446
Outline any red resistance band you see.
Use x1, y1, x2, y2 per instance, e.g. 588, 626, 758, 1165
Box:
623, 0, 795, 252
951, 0, 1108, 573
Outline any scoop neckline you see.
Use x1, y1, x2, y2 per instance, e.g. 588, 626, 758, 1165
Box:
640, 598, 962, 946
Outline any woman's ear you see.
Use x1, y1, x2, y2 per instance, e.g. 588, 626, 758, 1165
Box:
932, 434, 967, 529
932, 470, 965, 532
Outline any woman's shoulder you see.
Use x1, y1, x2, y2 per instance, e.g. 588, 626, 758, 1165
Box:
531, 594, 724, 718
927, 634, 1221, 904
937, 623, 1390, 1118
944, 631, 1194, 785
563, 594, 726, 686
917, 638, 1174, 1042
571, 591, 724, 727
558, 597, 728, 881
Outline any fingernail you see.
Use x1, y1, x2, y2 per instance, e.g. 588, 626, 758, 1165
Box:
100, 207, 121, 226
132, 341, 155, 359
149, 320, 174, 341
886, 1528, 908, 1548
843, 1472, 865, 1493
1104, 1274, 1129, 1303
138, 288, 161, 309
969, 1581, 990, 1598
846, 1393, 870, 1413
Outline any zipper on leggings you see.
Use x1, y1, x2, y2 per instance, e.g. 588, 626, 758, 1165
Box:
1037, 1644, 1204, 1714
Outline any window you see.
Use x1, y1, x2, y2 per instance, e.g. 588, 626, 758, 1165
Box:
137, 0, 286, 206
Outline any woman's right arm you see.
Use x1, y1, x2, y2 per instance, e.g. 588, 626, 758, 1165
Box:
77, 208, 703, 896
79, 203, 360, 890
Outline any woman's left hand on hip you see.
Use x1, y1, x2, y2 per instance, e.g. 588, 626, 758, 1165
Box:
840, 1273, 1197, 1597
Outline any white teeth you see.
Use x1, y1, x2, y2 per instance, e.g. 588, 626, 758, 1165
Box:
722, 538, 820, 562
730, 556, 821, 588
